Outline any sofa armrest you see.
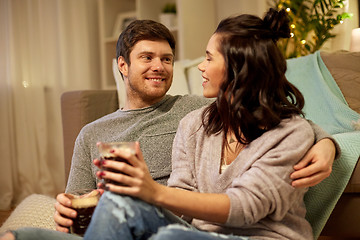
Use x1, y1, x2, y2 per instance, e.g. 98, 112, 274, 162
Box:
61, 90, 118, 184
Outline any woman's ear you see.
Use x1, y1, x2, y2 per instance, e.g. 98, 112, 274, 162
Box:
118, 56, 128, 78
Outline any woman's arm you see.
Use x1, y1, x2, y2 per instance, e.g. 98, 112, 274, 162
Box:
97, 141, 231, 224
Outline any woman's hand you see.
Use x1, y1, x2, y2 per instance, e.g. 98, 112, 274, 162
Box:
95, 142, 161, 204
290, 138, 335, 188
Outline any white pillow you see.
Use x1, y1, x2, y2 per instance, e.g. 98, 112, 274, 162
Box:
0, 194, 56, 233
184, 57, 204, 96
113, 58, 126, 109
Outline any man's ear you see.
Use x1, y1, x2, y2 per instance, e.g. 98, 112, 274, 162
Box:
118, 56, 128, 78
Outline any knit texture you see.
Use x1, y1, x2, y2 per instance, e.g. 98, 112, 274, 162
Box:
0, 194, 56, 233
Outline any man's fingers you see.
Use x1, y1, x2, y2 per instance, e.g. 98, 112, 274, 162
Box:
292, 174, 322, 188
55, 224, 71, 233
53, 210, 73, 228
53, 195, 77, 230
56, 193, 72, 207
54, 201, 76, 218
290, 163, 317, 180
293, 152, 313, 170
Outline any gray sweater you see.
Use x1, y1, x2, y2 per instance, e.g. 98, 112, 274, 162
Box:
66, 95, 211, 192
168, 107, 315, 239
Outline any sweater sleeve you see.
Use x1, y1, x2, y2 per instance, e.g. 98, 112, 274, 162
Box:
167, 114, 198, 191
308, 120, 341, 159
225, 118, 314, 227
65, 126, 97, 193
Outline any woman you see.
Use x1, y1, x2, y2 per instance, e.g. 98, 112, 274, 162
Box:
84, 8, 313, 240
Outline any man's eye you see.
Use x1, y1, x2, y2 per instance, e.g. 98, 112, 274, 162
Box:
142, 55, 152, 61
163, 57, 173, 63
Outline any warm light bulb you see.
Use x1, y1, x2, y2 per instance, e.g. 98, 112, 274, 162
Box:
22, 81, 30, 88
286, 8, 291, 12
340, 20, 344, 24
290, 33, 294, 37
291, 24, 296, 29
301, 40, 306, 44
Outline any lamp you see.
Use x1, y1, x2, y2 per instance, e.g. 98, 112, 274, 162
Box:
350, 28, 360, 52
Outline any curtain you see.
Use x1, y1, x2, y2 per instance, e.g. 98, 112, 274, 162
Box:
0, 0, 100, 210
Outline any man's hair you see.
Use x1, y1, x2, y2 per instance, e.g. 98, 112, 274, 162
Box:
116, 19, 176, 65
202, 8, 304, 145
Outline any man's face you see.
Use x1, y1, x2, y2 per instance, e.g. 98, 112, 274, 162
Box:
118, 40, 174, 109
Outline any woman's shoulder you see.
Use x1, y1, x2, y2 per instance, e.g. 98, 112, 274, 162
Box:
280, 115, 312, 128
180, 106, 207, 124
276, 115, 314, 139
176, 106, 208, 137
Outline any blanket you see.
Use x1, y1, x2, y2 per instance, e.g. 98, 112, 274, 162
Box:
285, 51, 360, 239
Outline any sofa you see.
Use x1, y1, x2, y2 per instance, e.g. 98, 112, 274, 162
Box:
1, 51, 359, 239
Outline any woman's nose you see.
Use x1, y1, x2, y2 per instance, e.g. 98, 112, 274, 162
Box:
198, 59, 205, 72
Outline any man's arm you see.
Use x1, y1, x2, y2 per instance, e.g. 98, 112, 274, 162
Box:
290, 121, 339, 188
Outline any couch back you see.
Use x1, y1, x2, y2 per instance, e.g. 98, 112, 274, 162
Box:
61, 90, 118, 184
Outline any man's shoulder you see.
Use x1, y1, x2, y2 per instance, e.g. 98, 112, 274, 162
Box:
167, 94, 213, 110
79, 110, 121, 135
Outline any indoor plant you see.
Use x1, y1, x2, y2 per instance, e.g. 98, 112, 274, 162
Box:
271, 0, 352, 58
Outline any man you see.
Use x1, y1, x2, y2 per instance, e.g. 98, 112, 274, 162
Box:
0, 19, 336, 240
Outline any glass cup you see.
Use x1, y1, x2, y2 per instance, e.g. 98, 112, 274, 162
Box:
97, 142, 136, 187
64, 189, 101, 236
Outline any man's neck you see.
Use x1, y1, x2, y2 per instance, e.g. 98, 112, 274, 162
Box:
122, 95, 166, 110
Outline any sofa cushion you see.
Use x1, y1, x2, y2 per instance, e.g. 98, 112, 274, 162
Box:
320, 51, 360, 114
0, 194, 56, 233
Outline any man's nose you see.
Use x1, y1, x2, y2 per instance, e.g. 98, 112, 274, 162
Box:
151, 58, 165, 71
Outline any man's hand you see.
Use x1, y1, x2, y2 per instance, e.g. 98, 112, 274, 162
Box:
53, 193, 76, 233
290, 138, 336, 188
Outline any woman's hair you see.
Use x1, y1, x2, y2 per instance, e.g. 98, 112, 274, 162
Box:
202, 8, 304, 145
116, 19, 176, 65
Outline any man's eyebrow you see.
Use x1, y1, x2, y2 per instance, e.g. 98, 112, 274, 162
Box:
138, 51, 154, 56
163, 53, 174, 57
137, 51, 174, 58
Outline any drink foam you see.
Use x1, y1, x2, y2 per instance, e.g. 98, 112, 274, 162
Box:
65, 190, 100, 209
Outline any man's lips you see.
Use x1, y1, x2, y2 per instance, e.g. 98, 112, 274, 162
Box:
146, 78, 165, 82
145, 76, 166, 82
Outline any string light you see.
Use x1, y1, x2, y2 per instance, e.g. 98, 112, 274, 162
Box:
22, 81, 30, 88
274, 0, 351, 58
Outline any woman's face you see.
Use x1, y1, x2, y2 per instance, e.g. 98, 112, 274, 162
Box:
198, 34, 226, 98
